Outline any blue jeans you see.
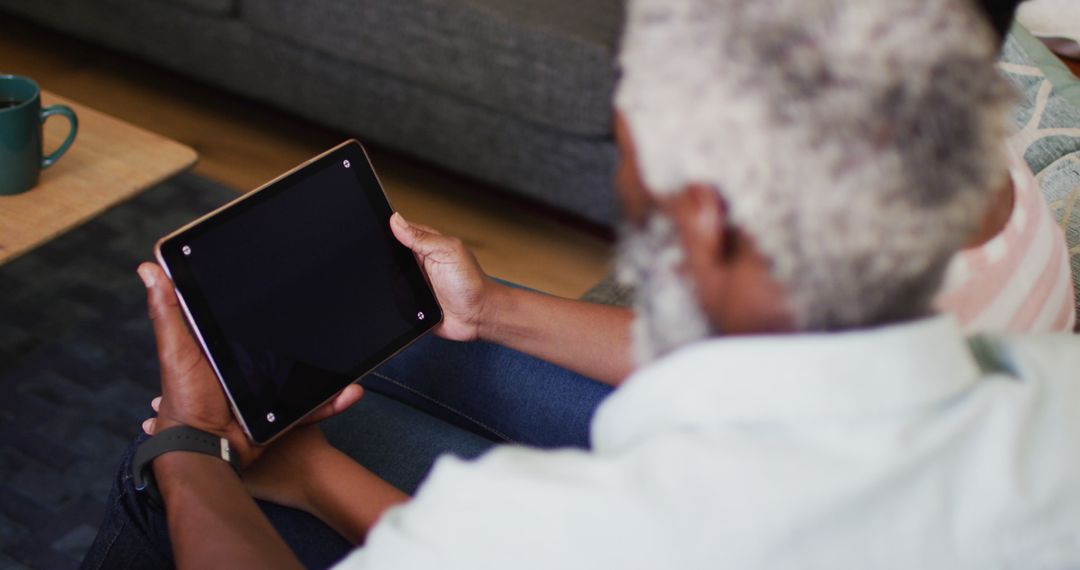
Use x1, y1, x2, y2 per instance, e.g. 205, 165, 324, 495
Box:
81, 336, 613, 569
364, 334, 613, 448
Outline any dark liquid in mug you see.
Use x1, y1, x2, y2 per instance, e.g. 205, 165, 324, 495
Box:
0, 98, 24, 109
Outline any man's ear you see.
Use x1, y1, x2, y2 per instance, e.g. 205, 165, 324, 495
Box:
668, 183, 732, 268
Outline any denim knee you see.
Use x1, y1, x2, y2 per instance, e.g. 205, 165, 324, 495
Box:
80, 433, 173, 570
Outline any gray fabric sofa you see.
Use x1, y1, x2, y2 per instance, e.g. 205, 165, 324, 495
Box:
1, 0, 624, 225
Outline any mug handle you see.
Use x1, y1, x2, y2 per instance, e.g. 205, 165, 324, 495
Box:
40, 104, 78, 169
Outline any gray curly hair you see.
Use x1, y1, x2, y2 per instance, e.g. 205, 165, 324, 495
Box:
615, 0, 1016, 330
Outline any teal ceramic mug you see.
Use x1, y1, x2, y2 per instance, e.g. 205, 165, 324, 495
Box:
0, 75, 78, 195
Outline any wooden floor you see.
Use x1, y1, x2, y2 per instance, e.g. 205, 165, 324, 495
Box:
0, 18, 614, 299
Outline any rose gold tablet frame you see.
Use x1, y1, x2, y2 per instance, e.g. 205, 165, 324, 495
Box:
153, 139, 439, 444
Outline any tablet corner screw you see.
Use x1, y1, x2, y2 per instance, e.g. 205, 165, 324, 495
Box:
266, 412, 276, 423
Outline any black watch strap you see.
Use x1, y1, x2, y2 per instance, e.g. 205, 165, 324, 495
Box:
132, 425, 241, 501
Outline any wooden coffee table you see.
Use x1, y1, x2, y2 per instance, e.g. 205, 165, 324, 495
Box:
0, 91, 197, 265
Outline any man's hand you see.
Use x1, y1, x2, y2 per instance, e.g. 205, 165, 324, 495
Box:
390, 213, 493, 342
388, 213, 636, 385
137, 263, 363, 466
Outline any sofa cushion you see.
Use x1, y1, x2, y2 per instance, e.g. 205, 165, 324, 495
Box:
1000, 24, 1080, 326
240, 0, 622, 137
155, 0, 234, 16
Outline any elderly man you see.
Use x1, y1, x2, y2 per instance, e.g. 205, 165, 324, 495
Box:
330, 0, 1074, 456
84, 0, 1080, 568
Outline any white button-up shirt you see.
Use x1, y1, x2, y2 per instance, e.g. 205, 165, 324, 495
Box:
338, 317, 1080, 569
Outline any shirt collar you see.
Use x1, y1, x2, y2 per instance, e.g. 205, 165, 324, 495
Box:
592, 316, 982, 449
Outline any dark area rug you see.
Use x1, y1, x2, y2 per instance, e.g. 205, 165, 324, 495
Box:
0, 174, 236, 569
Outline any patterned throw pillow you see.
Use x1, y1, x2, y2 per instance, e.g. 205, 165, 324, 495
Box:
1000, 23, 1080, 326
583, 24, 1080, 324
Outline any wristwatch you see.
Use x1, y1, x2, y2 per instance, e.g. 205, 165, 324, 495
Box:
132, 425, 241, 502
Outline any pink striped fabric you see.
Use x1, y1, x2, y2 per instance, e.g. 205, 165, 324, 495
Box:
935, 147, 1077, 333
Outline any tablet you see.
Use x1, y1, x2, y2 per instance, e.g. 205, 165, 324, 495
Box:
155, 140, 442, 444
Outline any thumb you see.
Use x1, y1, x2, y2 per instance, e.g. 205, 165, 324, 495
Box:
390, 213, 457, 262
302, 384, 365, 425
138, 263, 198, 363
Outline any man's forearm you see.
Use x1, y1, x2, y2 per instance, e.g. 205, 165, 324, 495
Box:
304, 447, 410, 544
478, 283, 635, 386
155, 451, 302, 570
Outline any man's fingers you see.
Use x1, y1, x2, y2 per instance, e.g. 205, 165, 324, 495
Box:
391, 212, 427, 249
390, 213, 459, 262
332, 384, 364, 413
302, 384, 364, 425
139, 263, 197, 364
151, 396, 162, 412
391, 212, 441, 235
142, 417, 156, 435
409, 221, 442, 235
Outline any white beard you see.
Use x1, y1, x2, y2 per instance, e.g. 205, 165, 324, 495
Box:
616, 214, 712, 367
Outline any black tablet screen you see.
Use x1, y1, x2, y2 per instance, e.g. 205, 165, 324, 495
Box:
159, 142, 440, 443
